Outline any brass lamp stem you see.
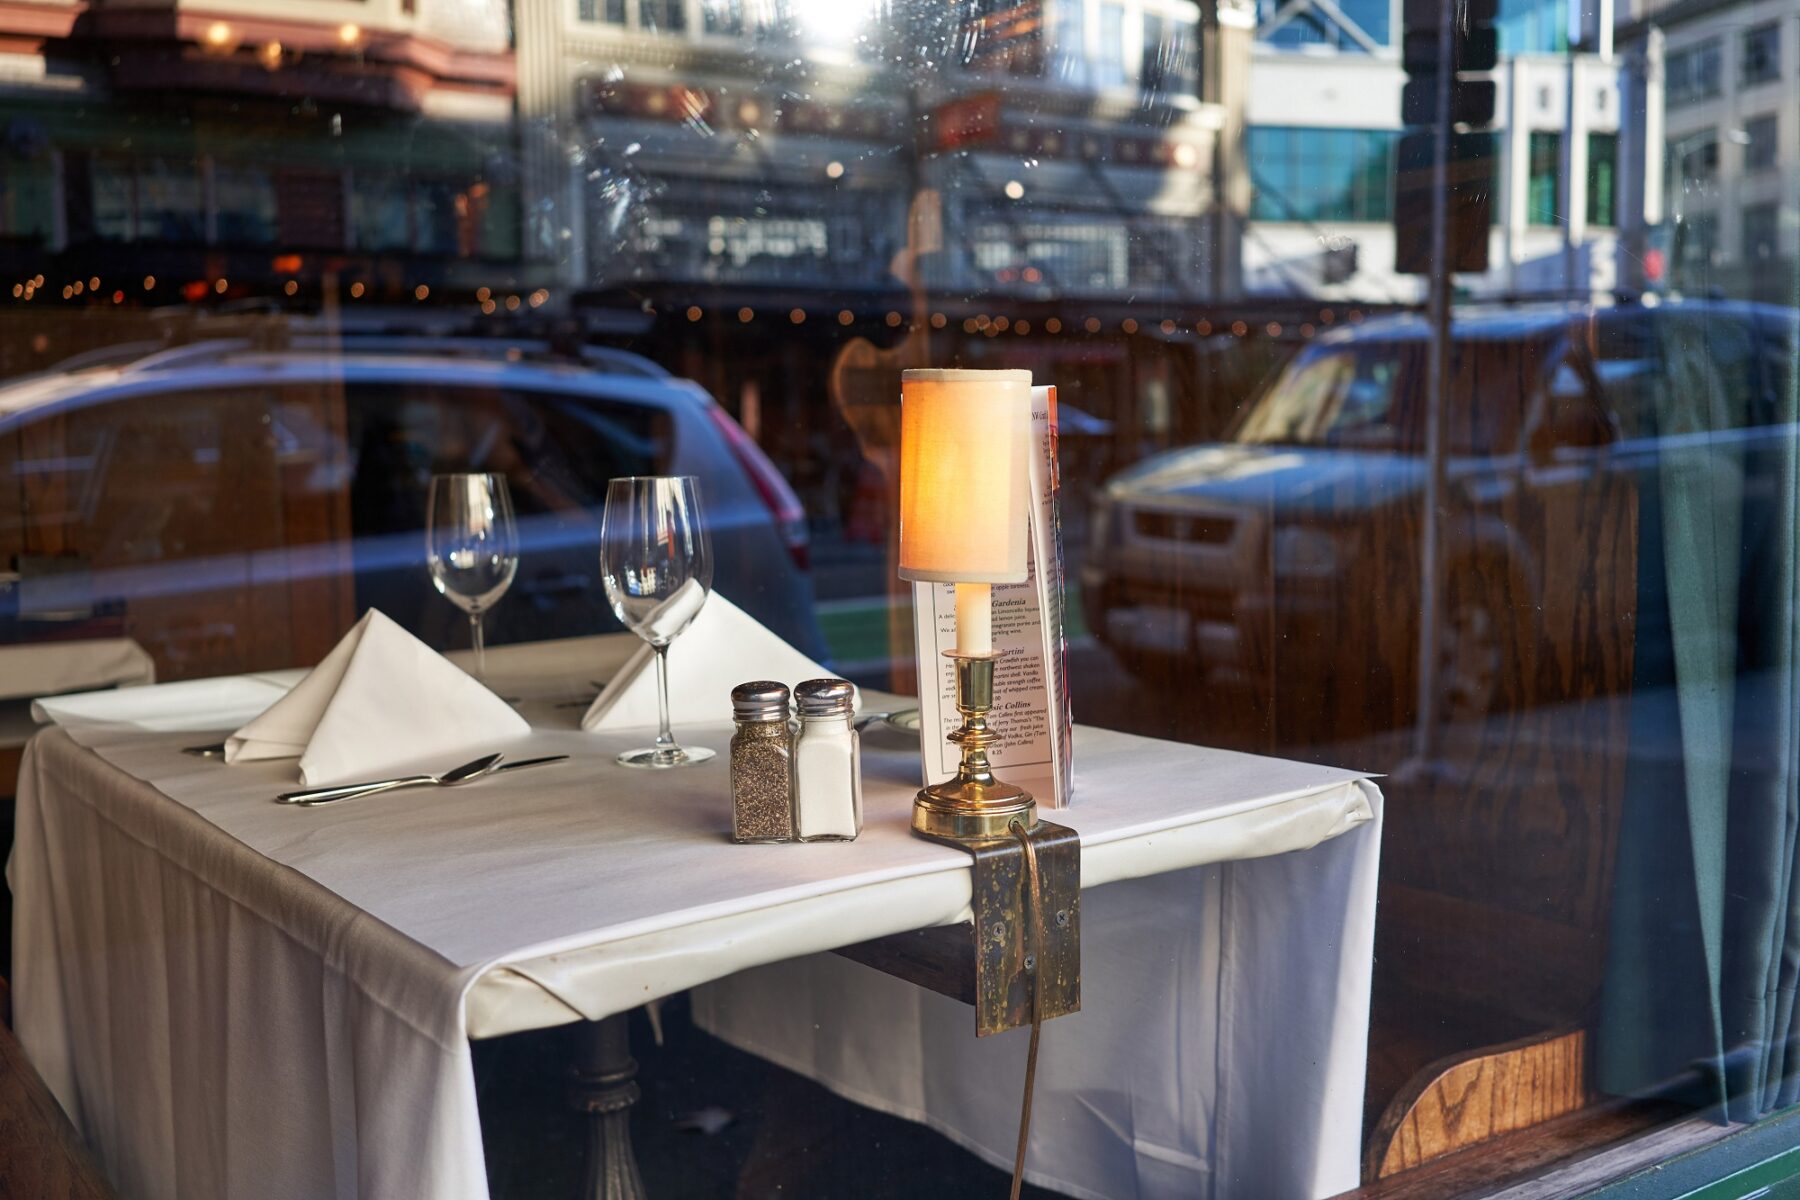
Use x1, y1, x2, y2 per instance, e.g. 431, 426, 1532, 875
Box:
913, 650, 1037, 842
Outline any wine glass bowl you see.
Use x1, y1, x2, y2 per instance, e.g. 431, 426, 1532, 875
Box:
427, 473, 519, 682
600, 476, 715, 768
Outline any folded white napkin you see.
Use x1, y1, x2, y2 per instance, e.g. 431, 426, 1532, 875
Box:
226, 609, 530, 786
583, 591, 834, 731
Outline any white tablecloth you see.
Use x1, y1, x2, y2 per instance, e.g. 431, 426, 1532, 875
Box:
11, 644, 1380, 1200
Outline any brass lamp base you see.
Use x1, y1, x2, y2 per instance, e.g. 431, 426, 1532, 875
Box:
912, 650, 1037, 843
913, 779, 1036, 841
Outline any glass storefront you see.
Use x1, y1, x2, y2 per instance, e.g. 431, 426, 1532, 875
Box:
3, 0, 1798, 1196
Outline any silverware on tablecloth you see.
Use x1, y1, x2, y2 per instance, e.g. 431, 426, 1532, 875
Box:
276, 752, 506, 806
494, 755, 570, 774
274, 752, 571, 806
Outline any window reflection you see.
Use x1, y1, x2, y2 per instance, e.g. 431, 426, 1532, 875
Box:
0, 0, 1797, 1194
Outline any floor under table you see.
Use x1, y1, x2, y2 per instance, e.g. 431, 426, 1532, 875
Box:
475, 995, 1063, 1200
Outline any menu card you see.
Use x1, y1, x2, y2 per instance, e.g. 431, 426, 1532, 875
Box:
912, 385, 1074, 807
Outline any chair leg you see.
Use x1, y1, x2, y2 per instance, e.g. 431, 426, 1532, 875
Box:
569, 1013, 647, 1200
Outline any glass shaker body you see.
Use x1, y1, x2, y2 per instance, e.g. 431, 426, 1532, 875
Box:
793, 678, 862, 842
730, 681, 795, 843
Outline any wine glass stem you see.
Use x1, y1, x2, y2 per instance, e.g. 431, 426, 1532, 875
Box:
654, 643, 674, 750
470, 610, 486, 682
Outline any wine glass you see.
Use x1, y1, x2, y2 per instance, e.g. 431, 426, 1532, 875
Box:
600, 476, 715, 768
426, 473, 519, 683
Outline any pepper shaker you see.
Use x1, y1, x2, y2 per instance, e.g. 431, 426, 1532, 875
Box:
793, 678, 861, 842
730, 681, 795, 843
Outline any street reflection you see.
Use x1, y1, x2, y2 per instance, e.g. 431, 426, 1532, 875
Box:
3, 0, 1800, 1187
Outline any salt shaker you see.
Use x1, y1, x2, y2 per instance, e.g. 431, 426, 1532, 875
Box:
793, 678, 862, 842
730, 681, 795, 843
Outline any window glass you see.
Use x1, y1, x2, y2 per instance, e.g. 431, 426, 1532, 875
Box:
1740, 22, 1780, 86
353, 177, 414, 252
1672, 209, 1719, 285
1238, 336, 1539, 455
1586, 131, 1617, 226
4, 3, 1800, 1199
702, 0, 744, 34
215, 166, 278, 246
89, 157, 204, 243
1665, 39, 1721, 106
414, 180, 462, 256
1668, 128, 1719, 203
1336, 0, 1390, 45
1743, 114, 1779, 172
1528, 130, 1561, 225
0, 159, 54, 239
1498, 0, 1567, 54
0, 385, 323, 678
1141, 14, 1199, 97
1250, 127, 1397, 222
477, 185, 522, 260
89, 156, 135, 241
1264, 9, 1345, 48
642, 0, 688, 32
1742, 203, 1778, 263
342, 382, 668, 648
1096, 3, 1127, 86
136, 159, 204, 243
1589, 313, 1658, 438
1048, 0, 1089, 84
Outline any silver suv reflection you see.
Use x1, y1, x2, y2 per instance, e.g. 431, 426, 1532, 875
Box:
1082, 301, 1798, 730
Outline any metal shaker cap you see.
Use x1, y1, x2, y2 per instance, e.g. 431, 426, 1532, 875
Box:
794, 677, 856, 717
731, 680, 791, 722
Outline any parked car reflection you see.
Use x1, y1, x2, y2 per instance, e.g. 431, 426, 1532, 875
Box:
0, 336, 826, 681
1082, 300, 1799, 735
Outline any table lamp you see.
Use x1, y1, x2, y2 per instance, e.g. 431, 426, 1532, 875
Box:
899, 367, 1038, 842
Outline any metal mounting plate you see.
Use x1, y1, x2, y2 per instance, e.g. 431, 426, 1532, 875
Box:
834, 820, 1081, 1036
950, 818, 1081, 1036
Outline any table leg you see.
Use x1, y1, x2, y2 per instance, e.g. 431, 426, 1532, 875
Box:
569, 1013, 647, 1200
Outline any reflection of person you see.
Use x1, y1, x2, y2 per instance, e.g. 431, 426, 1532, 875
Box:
349, 387, 598, 651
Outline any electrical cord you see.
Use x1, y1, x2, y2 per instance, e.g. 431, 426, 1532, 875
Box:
1008, 819, 1047, 1200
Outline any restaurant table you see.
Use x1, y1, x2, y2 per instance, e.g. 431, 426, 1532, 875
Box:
9, 636, 1382, 1200
0, 638, 154, 754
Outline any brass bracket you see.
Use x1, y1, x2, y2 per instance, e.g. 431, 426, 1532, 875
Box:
839, 819, 1080, 1037
960, 819, 1081, 1036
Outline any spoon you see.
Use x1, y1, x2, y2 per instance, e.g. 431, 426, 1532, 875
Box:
276, 752, 506, 806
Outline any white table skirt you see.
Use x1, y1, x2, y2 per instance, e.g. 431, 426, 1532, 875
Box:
12, 651, 1380, 1200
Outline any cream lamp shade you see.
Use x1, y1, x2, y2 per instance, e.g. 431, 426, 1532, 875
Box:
898, 368, 1033, 584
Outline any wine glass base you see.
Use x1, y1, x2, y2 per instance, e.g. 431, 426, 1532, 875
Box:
616, 745, 716, 769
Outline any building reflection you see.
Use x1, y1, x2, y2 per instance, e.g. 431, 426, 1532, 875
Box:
2, 0, 1261, 311
513, 0, 1248, 305
1, 1, 522, 307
